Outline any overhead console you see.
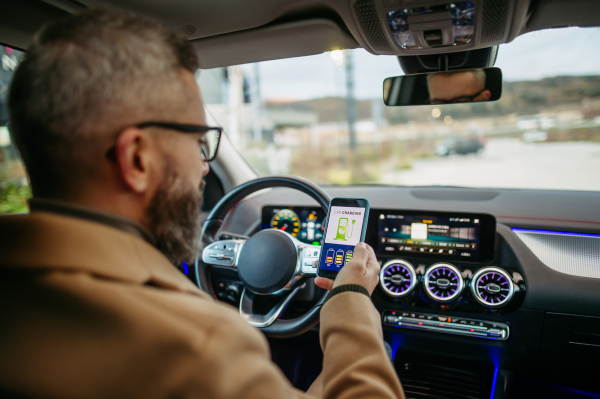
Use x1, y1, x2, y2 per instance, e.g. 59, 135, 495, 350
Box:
351, 0, 528, 56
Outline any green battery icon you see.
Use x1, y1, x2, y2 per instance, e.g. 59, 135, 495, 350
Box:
345, 250, 353, 263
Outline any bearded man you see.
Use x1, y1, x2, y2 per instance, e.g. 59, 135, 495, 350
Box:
0, 7, 404, 399
427, 69, 492, 104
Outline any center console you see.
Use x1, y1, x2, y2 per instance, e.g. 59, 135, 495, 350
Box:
365, 209, 526, 342
257, 206, 527, 342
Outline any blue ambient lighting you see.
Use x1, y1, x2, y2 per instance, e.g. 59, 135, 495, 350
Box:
387, 334, 402, 359
546, 385, 600, 398
490, 366, 499, 399
512, 228, 600, 239
182, 261, 189, 275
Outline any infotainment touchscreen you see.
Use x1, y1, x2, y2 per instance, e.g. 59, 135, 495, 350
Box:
375, 210, 496, 262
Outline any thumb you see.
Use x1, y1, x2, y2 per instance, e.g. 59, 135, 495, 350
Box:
314, 277, 334, 291
349, 242, 369, 264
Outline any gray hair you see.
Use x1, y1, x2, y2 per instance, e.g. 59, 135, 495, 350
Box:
8, 8, 200, 198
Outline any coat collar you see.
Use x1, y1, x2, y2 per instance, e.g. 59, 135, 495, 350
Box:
0, 212, 206, 298
28, 198, 157, 246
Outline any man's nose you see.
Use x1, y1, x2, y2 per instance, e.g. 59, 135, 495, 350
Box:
202, 160, 210, 177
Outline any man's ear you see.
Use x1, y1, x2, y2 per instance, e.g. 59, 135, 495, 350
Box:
115, 127, 152, 194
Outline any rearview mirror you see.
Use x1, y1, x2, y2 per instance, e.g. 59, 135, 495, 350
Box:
383, 67, 502, 106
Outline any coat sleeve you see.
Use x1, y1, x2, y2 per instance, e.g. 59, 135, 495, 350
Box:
318, 292, 405, 399
188, 291, 405, 399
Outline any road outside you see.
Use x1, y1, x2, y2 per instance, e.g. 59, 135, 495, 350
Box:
382, 138, 600, 191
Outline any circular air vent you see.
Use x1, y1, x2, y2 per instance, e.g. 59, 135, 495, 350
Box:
471, 267, 514, 308
380, 259, 417, 298
424, 263, 464, 302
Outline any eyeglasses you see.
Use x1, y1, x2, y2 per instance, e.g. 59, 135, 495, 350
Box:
428, 89, 486, 105
105, 122, 222, 162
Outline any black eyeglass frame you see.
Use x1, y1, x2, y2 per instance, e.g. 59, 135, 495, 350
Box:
427, 88, 487, 105
105, 122, 222, 162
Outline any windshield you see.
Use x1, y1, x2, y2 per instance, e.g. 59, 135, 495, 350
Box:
200, 27, 600, 190
0, 46, 28, 213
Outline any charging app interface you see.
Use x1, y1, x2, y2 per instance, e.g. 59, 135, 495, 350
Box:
320, 206, 366, 272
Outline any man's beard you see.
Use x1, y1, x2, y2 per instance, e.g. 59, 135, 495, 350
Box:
146, 162, 205, 264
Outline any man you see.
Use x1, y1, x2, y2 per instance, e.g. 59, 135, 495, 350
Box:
0, 8, 405, 399
427, 69, 492, 104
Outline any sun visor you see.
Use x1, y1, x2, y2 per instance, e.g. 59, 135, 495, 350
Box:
192, 19, 359, 69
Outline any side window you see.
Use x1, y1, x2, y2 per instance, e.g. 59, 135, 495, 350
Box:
0, 46, 30, 214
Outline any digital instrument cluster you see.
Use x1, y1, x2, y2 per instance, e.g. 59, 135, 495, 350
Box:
260, 206, 326, 245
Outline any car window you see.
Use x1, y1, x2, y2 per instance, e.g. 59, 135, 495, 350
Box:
0, 46, 29, 214
199, 27, 600, 191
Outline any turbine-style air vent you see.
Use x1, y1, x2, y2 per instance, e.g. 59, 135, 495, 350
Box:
424, 263, 464, 302
471, 267, 514, 308
380, 259, 417, 297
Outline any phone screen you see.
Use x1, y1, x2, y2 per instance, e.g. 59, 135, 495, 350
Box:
319, 205, 367, 273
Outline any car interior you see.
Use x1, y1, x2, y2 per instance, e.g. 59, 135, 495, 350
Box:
2, 1, 600, 398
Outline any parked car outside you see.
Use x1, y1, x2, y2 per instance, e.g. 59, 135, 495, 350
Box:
434, 136, 485, 156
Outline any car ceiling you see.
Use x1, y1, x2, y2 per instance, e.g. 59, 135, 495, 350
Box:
1, 0, 600, 68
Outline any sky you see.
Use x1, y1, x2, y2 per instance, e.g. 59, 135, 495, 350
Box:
253, 27, 600, 101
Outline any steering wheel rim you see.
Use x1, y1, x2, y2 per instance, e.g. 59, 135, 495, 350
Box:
196, 175, 331, 338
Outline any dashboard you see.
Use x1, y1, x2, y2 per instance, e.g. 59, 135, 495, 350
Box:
210, 185, 600, 391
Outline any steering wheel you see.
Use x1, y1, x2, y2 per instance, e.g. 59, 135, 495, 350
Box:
195, 176, 331, 338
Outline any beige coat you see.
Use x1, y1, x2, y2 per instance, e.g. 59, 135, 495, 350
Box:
0, 212, 405, 399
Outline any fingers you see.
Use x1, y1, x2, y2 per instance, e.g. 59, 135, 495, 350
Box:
314, 243, 379, 294
314, 277, 334, 291
350, 242, 369, 265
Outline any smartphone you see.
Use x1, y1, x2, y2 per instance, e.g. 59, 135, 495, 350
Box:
317, 198, 370, 280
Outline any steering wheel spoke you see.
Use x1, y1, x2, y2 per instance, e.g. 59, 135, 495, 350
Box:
299, 244, 321, 276
240, 283, 306, 327
201, 239, 246, 268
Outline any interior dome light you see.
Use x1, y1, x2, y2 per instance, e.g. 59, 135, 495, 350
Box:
387, 1, 475, 49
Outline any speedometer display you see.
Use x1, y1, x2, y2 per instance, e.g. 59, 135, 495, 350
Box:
270, 209, 301, 237
262, 206, 326, 244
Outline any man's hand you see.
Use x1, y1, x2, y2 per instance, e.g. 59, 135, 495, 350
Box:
314, 242, 380, 294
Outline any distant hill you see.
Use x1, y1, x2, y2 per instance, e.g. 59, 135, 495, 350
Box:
265, 75, 600, 125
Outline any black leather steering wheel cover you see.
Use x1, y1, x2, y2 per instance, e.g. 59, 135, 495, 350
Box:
198, 175, 331, 337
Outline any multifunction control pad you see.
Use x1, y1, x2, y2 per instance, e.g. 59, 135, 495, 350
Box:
383, 310, 509, 340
